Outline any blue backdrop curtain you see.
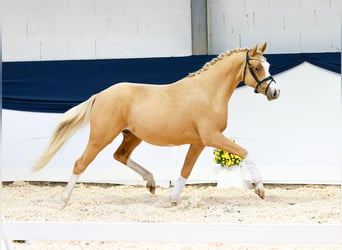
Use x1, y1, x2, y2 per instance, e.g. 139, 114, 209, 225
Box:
2, 52, 340, 113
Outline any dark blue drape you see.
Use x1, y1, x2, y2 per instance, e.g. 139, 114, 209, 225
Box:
2, 52, 340, 113
266, 53, 341, 75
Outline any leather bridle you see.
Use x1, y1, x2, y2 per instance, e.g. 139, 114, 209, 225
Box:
242, 50, 276, 94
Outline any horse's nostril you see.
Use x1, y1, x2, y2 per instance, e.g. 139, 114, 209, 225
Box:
273, 90, 278, 97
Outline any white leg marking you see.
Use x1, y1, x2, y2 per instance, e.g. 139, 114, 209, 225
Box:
243, 153, 265, 198
170, 176, 187, 204
243, 153, 262, 183
127, 158, 155, 193
127, 158, 153, 181
61, 174, 80, 208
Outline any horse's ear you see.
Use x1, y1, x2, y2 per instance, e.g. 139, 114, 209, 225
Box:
260, 42, 267, 53
249, 44, 258, 56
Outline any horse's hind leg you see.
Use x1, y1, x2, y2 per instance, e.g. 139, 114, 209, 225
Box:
114, 130, 156, 194
61, 128, 120, 208
61, 140, 110, 208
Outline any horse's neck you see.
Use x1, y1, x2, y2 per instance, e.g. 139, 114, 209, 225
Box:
195, 52, 245, 103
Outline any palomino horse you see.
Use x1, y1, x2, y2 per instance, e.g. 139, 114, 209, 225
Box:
32, 43, 280, 207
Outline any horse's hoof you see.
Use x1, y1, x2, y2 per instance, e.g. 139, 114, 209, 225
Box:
255, 183, 265, 199
255, 189, 265, 199
171, 202, 177, 207
60, 200, 68, 210
146, 179, 156, 194
147, 185, 156, 194
60, 195, 70, 209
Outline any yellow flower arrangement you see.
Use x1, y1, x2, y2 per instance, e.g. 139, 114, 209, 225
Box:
213, 139, 242, 167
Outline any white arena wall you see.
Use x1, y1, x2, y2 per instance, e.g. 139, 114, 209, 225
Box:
2, 62, 341, 185
2, 0, 193, 61
2, 0, 341, 62
207, 0, 341, 54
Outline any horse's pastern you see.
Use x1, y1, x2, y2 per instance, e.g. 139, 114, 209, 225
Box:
171, 202, 177, 207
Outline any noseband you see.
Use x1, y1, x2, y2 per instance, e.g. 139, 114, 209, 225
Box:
243, 50, 276, 94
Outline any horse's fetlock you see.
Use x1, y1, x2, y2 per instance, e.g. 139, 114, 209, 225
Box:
143, 172, 154, 181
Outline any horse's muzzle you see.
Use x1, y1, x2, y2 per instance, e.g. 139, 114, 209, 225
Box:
266, 82, 280, 101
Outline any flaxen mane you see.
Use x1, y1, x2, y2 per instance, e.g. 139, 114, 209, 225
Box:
188, 47, 248, 77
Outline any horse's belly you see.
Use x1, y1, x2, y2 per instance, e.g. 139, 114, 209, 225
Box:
128, 121, 201, 146
141, 134, 202, 146
123, 85, 203, 145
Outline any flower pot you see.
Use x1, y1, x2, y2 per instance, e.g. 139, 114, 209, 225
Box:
216, 165, 251, 190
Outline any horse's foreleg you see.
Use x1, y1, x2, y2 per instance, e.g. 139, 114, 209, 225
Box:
114, 130, 156, 194
243, 154, 264, 198
171, 144, 204, 206
201, 132, 264, 198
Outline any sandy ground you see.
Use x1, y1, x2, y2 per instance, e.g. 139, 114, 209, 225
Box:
2, 182, 341, 249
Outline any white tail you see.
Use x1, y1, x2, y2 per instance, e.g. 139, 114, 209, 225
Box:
32, 95, 96, 172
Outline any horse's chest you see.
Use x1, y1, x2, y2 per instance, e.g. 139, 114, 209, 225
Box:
212, 108, 228, 131
217, 116, 228, 132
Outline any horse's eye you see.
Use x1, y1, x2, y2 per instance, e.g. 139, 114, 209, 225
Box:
255, 67, 259, 71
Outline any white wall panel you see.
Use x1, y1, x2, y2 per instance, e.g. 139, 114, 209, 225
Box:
253, 10, 285, 31
95, 0, 124, 17
301, 30, 338, 52
40, 40, 70, 60
68, 0, 96, 16
3, 0, 340, 60
2, 39, 41, 61
2, 0, 192, 61
239, 31, 269, 50
27, 18, 55, 39
268, 0, 299, 11
314, 9, 340, 31
2, 18, 27, 40
264, 31, 301, 53
299, 0, 331, 9
284, 9, 315, 32
208, 0, 341, 53
11, 0, 43, 19
207, 0, 248, 52
40, 0, 68, 18
68, 39, 96, 59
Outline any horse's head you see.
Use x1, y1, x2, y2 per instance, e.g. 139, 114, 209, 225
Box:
242, 43, 280, 101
